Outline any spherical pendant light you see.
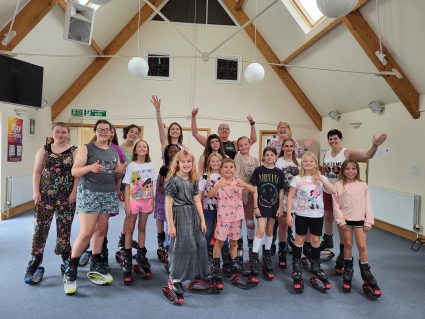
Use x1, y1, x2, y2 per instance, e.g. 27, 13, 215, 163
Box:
244, 63, 265, 84
128, 57, 149, 78
316, 0, 357, 18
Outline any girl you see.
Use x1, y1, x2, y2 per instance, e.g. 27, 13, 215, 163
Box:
120, 124, 141, 164
64, 120, 124, 294
286, 152, 335, 292
208, 158, 255, 281
154, 144, 181, 262
198, 134, 227, 177
191, 108, 257, 159
25, 122, 79, 284
164, 150, 209, 303
234, 136, 260, 261
198, 152, 223, 256
321, 129, 387, 274
332, 159, 381, 296
249, 146, 285, 280
275, 138, 300, 269
121, 140, 156, 283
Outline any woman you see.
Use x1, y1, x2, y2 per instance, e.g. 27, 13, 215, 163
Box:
64, 120, 124, 292
151, 95, 184, 152
24, 122, 79, 285
191, 107, 257, 159
268, 121, 315, 158
321, 129, 387, 274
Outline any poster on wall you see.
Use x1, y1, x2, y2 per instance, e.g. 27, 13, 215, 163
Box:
8, 117, 23, 162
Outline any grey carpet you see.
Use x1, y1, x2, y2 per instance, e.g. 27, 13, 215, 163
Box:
1, 207, 425, 319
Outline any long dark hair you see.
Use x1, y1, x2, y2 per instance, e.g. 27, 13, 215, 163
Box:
93, 120, 113, 141
279, 138, 298, 167
167, 122, 183, 145
132, 140, 151, 162
110, 126, 119, 145
202, 134, 227, 171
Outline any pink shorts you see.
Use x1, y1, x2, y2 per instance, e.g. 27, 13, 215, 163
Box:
215, 220, 242, 241
128, 198, 153, 214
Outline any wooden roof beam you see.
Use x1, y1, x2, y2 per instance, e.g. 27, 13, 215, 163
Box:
56, 0, 103, 55
235, 0, 245, 11
51, 0, 166, 121
0, 0, 57, 51
282, 0, 369, 64
342, 10, 419, 118
222, 0, 322, 130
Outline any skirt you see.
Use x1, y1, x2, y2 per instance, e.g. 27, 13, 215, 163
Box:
168, 205, 209, 282
76, 183, 118, 214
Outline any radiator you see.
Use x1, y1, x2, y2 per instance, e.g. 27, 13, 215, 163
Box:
369, 186, 421, 231
5, 174, 33, 208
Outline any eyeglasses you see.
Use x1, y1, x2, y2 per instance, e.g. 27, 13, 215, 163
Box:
96, 128, 111, 133
219, 127, 230, 131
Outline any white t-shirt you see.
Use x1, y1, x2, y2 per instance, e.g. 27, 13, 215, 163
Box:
276, 157, 300, 211
122, 162, 156, 200
323, 148, 346, 185
198, 172, 221, 210
290, 175, 328, 218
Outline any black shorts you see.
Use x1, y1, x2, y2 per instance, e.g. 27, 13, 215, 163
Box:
295, 215, 324, 236
346, 220, 365, 228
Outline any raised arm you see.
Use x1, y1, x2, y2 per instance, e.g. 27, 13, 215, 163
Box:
32, 147, 45, 204
191, 108, 207, 147
151, 95, 167, 150
346, 133, 387, 161
247, 114, 257, 146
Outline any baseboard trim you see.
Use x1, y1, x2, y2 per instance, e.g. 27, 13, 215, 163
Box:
1, 201, 34, 221
374, 219, 418, 241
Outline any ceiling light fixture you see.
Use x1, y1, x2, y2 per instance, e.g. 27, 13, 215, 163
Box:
328, 110, 341, 120
349, 122, 362, 129
368, 100, 385, 114
316, 0, 357, 18
2, 0, 20, 47
128, 0, 149, 78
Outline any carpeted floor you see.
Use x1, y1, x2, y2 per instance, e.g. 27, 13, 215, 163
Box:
1, 207, 424, 319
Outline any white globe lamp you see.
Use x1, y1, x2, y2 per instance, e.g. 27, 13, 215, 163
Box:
316, 0, 358, 18
244, 63, 265, 84
128, 57, 149, 78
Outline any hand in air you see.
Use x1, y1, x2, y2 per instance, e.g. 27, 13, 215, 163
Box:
372, 133, 387, 146
150, 95, 161, 110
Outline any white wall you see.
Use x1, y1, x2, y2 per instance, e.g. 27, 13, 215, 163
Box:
319, 97, 425, 228
0, 103, 51, 211
55, 21, 319, 168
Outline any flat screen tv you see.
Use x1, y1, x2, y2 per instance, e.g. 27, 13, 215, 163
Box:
0, 55, 44, 108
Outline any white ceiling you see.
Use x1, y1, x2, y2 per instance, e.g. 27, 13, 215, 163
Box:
0, 0, 424, 119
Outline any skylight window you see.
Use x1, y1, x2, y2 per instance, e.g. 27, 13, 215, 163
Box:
282, 0, 325, 33
76, 0, 101, 10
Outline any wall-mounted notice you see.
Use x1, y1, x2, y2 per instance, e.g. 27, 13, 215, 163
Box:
8, 117, 23, 162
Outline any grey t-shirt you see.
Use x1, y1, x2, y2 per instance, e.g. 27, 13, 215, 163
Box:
81, 143, 119, 193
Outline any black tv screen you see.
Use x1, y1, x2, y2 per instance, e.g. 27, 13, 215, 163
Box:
0, 55, 43, 108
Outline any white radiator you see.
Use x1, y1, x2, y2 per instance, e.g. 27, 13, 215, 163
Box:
5, 174, 33, 208
369, 186, 421, 231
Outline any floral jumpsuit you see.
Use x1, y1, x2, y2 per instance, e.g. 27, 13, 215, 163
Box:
31, 144, 77, 256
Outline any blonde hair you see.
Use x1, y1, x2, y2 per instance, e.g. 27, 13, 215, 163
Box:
166, 150, 198, 182
206, 152, 223, 182
277, 121, 292, 138
339, 159, 362, 185
299, 152, 318, 177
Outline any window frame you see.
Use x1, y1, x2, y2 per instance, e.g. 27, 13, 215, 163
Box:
144, 50, 173, 81
214, 55, 242, 84
290, 0, 325, 29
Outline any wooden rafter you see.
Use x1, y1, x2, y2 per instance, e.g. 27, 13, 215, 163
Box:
235, 0, 245, 11
342, 10, 419, 118
281, 0, 369, 64
56, 0, 103, 55
222, 0, 322, 130
51, 0, 166, 121
0, 0, 57, 51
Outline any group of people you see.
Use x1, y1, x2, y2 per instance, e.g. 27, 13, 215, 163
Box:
24, 95, 387, 302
